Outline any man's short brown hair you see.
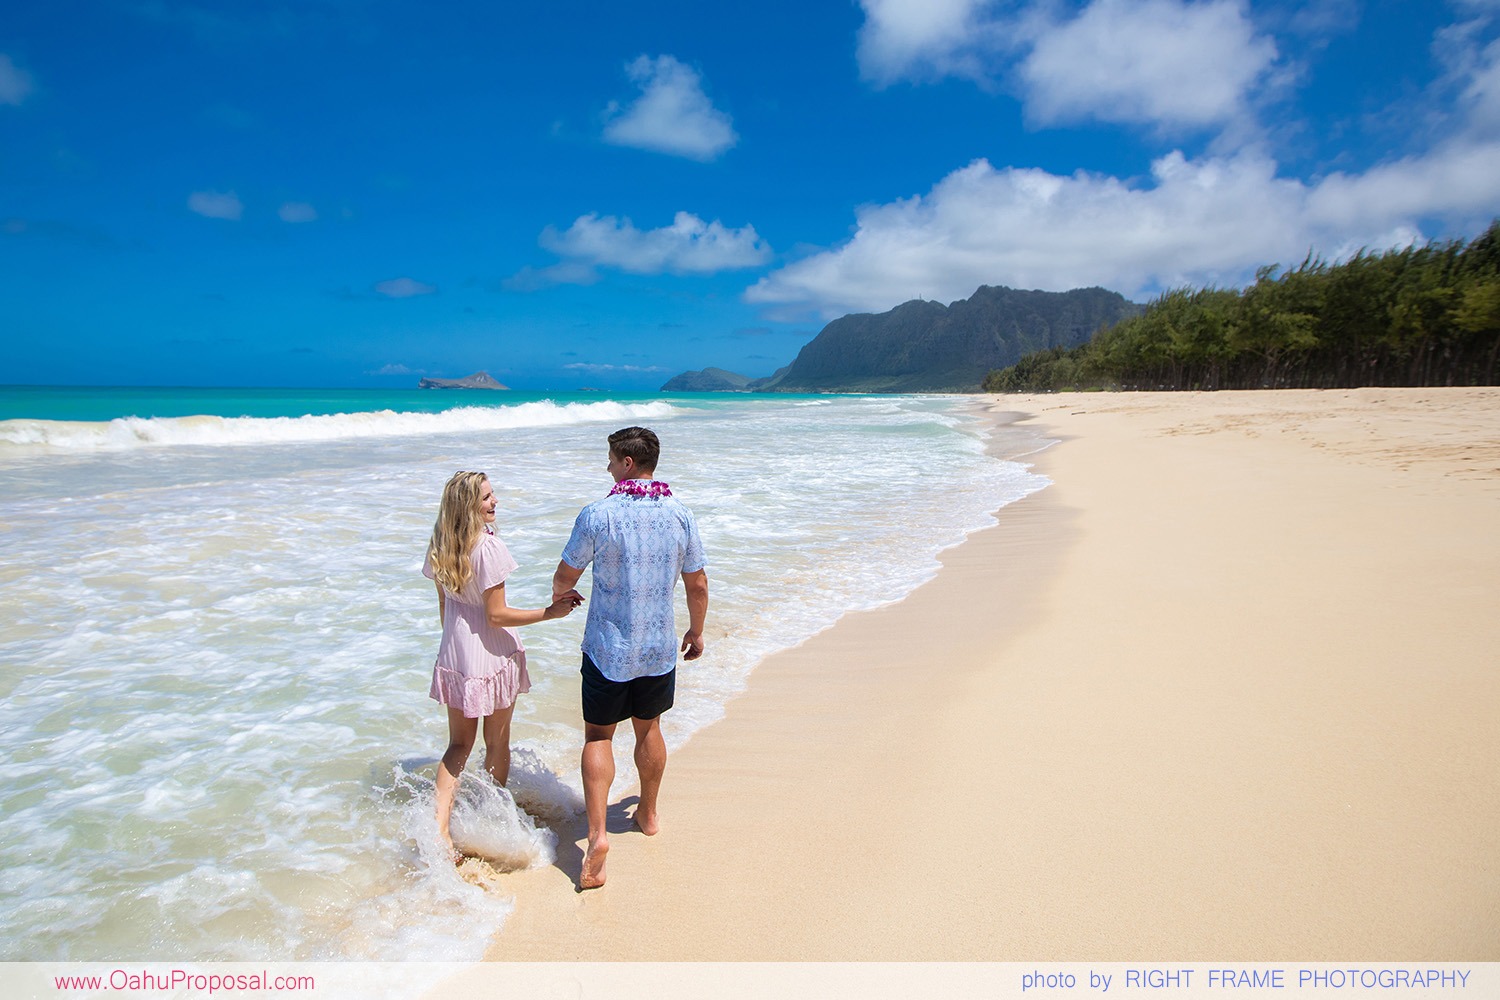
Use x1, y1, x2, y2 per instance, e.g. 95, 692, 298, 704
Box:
608, 426, 661, 471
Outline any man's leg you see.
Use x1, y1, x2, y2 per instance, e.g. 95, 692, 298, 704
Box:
580, 721, 617, 889
631, 714, 666, 835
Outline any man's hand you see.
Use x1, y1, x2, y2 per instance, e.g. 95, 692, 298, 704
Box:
680, 629, 704, 660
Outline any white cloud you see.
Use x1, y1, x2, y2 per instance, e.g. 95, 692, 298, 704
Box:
602, 55, 737, 161
1280, 0, 1360, 38
373, 277, 436, 298
1432, 11, 1500, 140
1306, 139, 1500, 227
539, 211, 771, 275
855, 0, 998, 85
854, 0, 1276, 133
802, 0, 1500, 320
278, 201, 318, 223
187, 190, 243, 221
502, 261, 601, 291
1020, 0, 1277, 129
564, 363, 670, 373
1455, 35, 1500, 135
0, 54, 34, 106
746, 141, 1500, 318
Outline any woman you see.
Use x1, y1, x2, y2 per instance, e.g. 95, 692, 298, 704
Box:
423, 470, 581, 860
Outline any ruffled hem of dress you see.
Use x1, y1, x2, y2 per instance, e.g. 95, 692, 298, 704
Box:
429, 655, 530, 718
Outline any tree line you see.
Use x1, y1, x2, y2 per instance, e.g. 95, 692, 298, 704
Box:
983, 221, 1500, 392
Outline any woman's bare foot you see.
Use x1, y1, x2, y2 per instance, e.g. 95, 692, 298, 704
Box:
580, 834, 609, 889
439, 832, 463, 865
633, 807, 660, 836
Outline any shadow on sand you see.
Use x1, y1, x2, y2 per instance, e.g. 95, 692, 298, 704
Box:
548, 794, 646, 891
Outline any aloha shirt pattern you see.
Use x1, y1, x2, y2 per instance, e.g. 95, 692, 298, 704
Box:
560, 480, 706, 682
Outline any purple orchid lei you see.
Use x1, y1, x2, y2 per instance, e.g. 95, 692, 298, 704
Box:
608, 478, 672, 500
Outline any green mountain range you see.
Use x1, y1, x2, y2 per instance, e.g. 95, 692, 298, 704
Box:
663, 285, 1141, 393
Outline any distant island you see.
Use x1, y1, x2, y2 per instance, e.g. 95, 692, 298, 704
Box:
660, 285, 1140, 394
418, 371, 509, 390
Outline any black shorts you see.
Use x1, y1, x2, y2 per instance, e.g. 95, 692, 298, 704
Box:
581, 653, 675, 727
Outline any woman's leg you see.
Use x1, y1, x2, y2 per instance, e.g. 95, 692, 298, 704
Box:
482, 701, 517, 787
435, 707, 479, 858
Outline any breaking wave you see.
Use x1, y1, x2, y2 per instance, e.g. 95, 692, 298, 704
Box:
0, 400, 679, 454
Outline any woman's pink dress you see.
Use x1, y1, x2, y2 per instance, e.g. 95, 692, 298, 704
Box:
422, 533, 531, 717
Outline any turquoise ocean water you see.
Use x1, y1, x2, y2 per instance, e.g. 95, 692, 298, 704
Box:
0, 386, 1050, 960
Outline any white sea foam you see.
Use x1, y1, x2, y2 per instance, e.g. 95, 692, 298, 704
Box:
0, 399, 679, 453
0, 393, 1049, 961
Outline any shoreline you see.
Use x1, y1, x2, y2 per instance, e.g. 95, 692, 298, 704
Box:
484, 387, 1500, 960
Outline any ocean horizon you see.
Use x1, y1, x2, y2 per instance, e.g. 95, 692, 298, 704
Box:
0, 385, 748, 434
0, 386, 1051, 960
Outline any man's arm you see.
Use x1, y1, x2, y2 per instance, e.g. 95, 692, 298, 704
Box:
680, 568, 708, 661
553, 560, 585, 603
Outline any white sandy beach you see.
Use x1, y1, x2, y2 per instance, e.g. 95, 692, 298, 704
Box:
483, 387, 1500, 960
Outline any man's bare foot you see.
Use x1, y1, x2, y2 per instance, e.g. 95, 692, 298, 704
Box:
580, 834, 609, 889
633, 807, 660, 836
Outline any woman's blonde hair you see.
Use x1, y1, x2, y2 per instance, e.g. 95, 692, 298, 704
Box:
427, 471, 489, 594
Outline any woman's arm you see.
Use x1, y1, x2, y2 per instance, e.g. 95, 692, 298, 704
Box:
484, 582, 581, 628
434, 580, 445, 626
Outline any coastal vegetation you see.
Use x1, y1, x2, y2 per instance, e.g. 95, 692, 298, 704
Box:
983, 221, 1500, 392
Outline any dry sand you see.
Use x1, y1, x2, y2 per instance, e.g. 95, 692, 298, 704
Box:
485, 387, 1500, 960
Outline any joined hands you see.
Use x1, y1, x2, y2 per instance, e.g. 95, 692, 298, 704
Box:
545, 590, 585, 619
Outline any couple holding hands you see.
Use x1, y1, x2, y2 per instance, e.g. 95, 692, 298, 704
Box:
421, 426, 708, 890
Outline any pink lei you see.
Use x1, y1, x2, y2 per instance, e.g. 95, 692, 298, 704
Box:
608, 479, 673, 499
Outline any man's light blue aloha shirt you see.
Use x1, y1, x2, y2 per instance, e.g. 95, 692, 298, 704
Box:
560, 487, 706, 682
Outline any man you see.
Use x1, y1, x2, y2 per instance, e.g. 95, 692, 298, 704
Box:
553, 425, 708, 890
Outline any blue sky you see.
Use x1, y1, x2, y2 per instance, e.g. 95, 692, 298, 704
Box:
3, 0, 1499, 390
